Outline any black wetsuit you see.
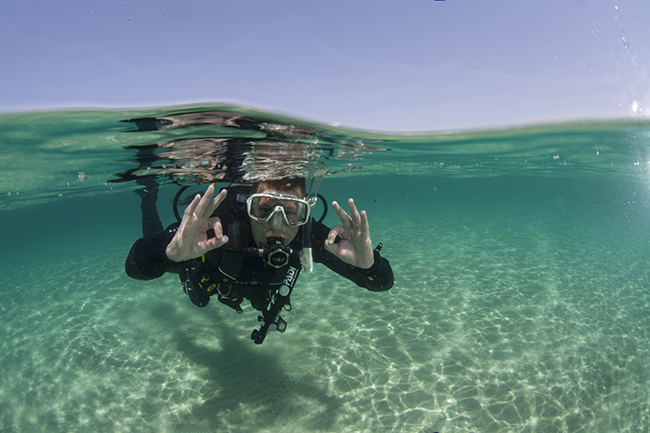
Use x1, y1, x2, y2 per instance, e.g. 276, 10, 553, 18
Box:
125, 191, 394, 342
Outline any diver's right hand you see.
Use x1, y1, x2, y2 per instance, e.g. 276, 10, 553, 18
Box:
165, 184, 229, 262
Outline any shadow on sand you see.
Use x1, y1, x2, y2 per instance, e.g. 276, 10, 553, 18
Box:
150, 302, 342, 432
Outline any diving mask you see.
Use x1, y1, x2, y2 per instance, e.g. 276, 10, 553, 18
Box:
246, 193, 312, 227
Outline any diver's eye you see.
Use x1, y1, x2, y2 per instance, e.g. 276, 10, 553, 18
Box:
257, 205, 273, 218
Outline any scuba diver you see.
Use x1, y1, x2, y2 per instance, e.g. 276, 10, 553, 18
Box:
125, 177, 394, 344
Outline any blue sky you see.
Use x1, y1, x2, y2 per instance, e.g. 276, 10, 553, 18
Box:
1, 0, 649, 131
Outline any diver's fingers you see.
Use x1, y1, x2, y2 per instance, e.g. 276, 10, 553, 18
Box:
208, 216, 226, 239
325, 224, 345, 246
191, 216, 227, 253
206, 188, 227, 217
347, 198, 368, 235
193, 184, 215, 219
183, 192, 203, 221
205, 235, 228, 251
332, 201, 353, 228
359, 209, 370, 238
347, 198, 361, 223
208, 217, 229, 249
345, 199, 369, 237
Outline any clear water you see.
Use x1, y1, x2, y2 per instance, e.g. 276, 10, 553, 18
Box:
1, 105, 650, 432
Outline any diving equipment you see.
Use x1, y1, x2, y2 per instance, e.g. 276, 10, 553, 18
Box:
300, 172, 325, 272
246, 193, 311, 226
241, 237, 295, 269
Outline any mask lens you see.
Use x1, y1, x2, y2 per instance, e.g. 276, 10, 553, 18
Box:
248, 194, 309, 226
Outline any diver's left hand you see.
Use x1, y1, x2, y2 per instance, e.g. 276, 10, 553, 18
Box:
325, 198, 375, 269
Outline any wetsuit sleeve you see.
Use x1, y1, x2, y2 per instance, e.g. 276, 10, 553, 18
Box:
125, 223, 181, 280
311, 221, 394, 292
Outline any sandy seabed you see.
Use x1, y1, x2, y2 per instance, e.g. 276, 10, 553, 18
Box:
0, 210, 649, 433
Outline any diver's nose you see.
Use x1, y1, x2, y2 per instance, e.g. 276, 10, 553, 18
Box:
267, 210, 286, 230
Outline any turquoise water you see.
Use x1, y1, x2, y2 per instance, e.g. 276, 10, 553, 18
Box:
1, 106, 650, 432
